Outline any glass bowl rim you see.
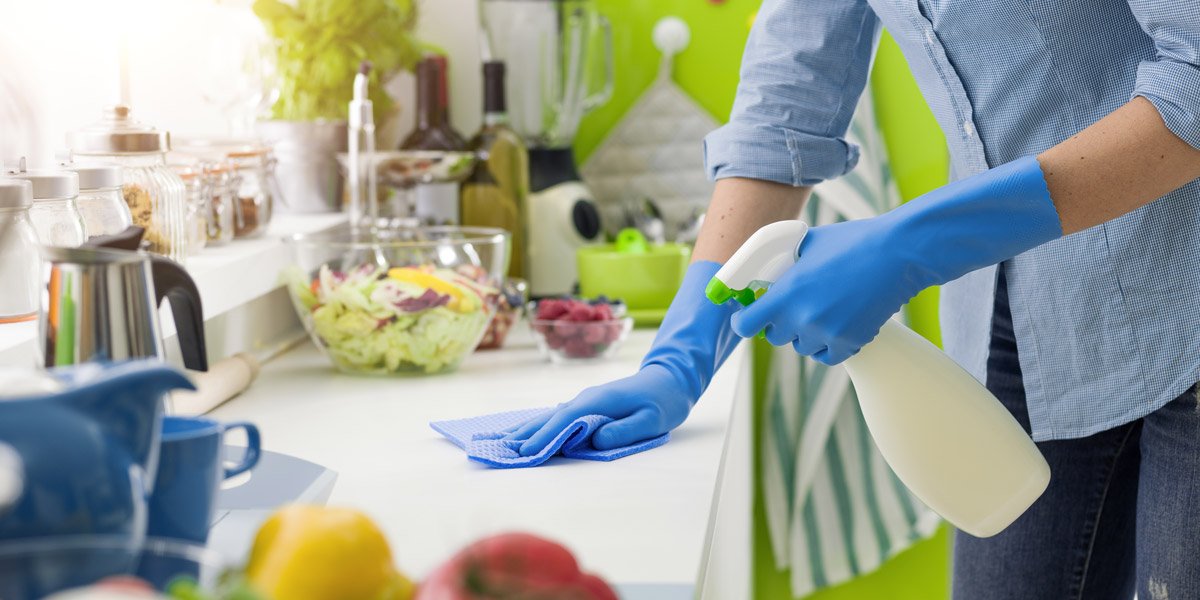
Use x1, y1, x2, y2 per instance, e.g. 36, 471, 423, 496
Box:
286, 224, 509, 250
529, 316, 635, 326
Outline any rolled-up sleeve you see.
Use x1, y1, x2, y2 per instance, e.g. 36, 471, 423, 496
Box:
1127, 0, 1200, 150
704, 0, 880, 187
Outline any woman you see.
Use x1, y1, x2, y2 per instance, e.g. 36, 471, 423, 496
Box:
510, 1, 1200, 597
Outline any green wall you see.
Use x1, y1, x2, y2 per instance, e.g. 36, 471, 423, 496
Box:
573, 3, 951, 598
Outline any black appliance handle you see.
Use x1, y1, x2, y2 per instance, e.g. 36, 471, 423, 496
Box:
149, 255, 208, 372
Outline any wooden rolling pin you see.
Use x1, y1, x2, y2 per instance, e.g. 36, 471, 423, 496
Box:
168, 353, 261, 416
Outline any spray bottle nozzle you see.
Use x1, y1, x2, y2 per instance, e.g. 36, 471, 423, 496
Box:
353, 62, 373, 103
705, 278, 759, 307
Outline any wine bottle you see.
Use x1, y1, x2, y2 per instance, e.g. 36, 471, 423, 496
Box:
461, 61, 530, 279
401, 55, 466, 225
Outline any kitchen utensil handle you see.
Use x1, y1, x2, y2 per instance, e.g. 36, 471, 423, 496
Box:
150, 255, 209, 372
583, 14, 614, 112
221, 422, 261, 479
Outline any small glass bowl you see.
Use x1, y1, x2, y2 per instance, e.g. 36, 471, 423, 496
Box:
476, 279, 528, 351
530, 316, 633, 363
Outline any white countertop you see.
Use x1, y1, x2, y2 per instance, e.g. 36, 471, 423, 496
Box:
209, 325, 749, 589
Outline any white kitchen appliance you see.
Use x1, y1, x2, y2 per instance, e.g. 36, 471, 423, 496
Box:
480, 0, 613, 296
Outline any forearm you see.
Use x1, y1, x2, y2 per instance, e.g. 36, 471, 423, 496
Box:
1038, 96, 1200, 235
691, 178, 811, 264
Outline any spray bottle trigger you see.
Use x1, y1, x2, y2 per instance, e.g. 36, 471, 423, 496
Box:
753, 286, 768, 339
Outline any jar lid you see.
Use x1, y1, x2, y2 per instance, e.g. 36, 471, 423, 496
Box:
68, 105, 171, 155
4, 166, 79, 201
227, 146, 270, 159
61, 163, 123, 190
0, 179, 32, 209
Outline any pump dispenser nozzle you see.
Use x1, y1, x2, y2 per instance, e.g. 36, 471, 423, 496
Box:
348, 61, 377, 226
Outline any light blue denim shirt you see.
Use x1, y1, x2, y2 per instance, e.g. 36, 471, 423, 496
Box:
705, 0, 1200, 441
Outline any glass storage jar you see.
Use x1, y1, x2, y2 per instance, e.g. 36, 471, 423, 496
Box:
4, 165, 85, 247
203, 161, 236, 245
0, 179, 40, 323
170, 164, 209, 254
68, 106, 188, 262
61, 163, 133, 237
226, 146, 276, 238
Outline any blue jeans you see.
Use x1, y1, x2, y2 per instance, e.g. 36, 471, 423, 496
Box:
952, 268, 1200, 600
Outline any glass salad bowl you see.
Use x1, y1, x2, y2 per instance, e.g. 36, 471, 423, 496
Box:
284, 224, 510, 375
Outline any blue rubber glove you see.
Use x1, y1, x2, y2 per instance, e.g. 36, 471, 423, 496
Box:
507, 261, 741, 455
731, 155, 1063, 365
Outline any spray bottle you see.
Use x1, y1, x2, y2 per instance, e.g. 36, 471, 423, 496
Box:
708, 221, 1050, 537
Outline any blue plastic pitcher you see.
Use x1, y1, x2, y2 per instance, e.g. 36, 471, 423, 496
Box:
0, 361, 193, 540
0, 361, 192, 598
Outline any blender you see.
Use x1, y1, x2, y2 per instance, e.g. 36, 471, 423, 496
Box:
480, 0, 613, 297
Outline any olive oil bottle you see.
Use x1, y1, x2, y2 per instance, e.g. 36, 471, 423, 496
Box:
461, 61, 529, 279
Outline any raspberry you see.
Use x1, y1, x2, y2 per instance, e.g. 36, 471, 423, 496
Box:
537, 299, 568, 320
566, 304, 595, 322
582, 323, 607, 344
564, 338, 594, 358
592, 303, 613, 321
603, 322, 624, 343
554, 320, 580, 338
545, 332, 566, 350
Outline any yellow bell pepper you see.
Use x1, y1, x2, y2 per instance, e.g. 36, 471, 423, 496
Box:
245, 505, 415, 600
386, 268, 476, 313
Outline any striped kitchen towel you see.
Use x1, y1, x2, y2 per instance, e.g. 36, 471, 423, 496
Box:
760, 91, 940, 598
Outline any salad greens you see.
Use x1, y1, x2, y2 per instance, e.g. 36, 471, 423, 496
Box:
285, 264, 495, 374
253, 0, 424, 123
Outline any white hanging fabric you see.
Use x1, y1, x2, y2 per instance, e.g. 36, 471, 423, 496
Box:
760, 91, 941, 598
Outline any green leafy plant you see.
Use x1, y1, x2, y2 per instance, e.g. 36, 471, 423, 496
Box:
253, 0, 423, 123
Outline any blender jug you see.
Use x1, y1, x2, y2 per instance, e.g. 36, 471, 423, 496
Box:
480, 0, 613, 296
480, 0, 613, 148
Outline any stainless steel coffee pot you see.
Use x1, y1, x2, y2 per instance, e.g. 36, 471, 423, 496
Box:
39, 227, 207, 371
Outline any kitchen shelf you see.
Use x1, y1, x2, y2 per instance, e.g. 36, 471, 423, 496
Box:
0, 213, 346, 366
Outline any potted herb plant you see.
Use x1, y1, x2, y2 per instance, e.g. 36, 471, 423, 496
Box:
253, 0, 422, 213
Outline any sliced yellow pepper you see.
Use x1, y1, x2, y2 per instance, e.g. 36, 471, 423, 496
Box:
387, 267, 473, 312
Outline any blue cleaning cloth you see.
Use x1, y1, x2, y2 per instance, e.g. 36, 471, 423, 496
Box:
430, 408, 670, 468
